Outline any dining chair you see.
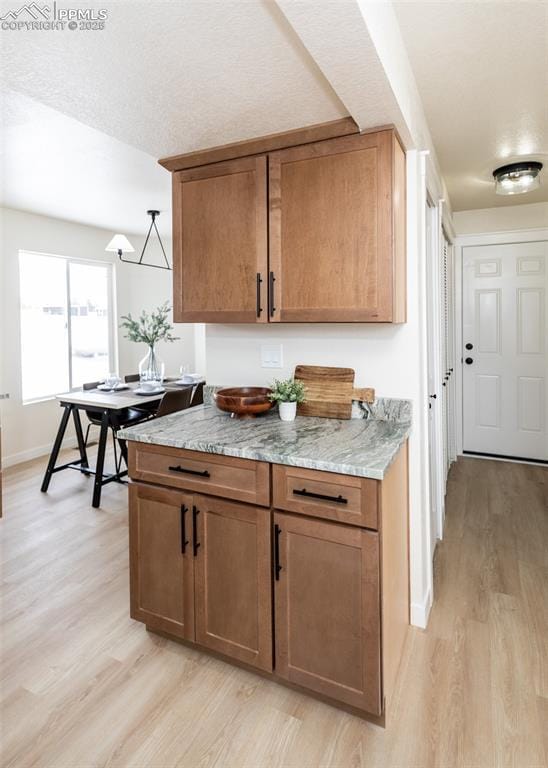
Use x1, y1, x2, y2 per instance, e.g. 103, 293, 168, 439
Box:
124, 374, 140, 383
155, 388, 194, 418
82, 380, 151, 472
190, 382, 204, 407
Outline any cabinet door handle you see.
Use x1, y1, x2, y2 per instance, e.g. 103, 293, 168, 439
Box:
192, 505, 200, 556
274, 524, 282, 580
168, 465, 210, 478
180, 504, 189, 554
269, 271, 276, 317
256, 273, 263, 318
293, 488, 348, 505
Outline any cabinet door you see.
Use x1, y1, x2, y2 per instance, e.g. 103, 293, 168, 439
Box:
193, 494, 272, 671
269, 130, 402, 322
173, 156, 268, 323
129, 483, 194, 640
274, 511, 381, 714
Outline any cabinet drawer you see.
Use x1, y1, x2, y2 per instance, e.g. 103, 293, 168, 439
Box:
128, 443, 270, 507
272, 464, 378, 529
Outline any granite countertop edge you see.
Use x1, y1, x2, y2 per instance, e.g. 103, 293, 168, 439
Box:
119, 403, 412, 481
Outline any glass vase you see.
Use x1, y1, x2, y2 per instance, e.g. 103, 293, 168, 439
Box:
139, 345, 165, 384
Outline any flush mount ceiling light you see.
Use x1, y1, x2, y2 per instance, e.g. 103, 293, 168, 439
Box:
493, 161, 542, 196
105, 210, 171, 270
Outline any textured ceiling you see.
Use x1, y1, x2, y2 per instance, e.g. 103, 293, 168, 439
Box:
0, 88, 171, 235
3, 0, 544, 222
0, 0, 346, 159
394, 1, 548, 210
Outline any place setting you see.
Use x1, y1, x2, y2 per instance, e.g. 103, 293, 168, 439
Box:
171, 364, 205, 388
133, 380, 166, 396
96, 373, 129, 392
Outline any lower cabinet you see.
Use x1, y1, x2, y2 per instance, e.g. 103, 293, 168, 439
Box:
129, 483, 195, 640
128, 444, 409, 721
273, 511, 381, 715
194, 494, 272, 671
129, 483, 272, 671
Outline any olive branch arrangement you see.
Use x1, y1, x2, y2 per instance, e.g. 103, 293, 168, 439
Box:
120, 302, 179, 346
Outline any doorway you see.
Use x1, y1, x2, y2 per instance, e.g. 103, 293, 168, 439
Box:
462, 240, 548, 462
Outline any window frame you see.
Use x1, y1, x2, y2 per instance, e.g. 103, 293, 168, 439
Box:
18, 250, 117, 404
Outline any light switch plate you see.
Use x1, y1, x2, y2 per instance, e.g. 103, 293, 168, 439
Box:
261, 344, 283, 369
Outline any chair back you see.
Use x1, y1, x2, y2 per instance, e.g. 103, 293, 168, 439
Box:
155, 388, 193, 418
124, 373, 140, 383
191, 382, 204, 407
83, 380, 101, 391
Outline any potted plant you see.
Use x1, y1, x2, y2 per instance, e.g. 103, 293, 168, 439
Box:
120, 302, 179, 384
269, 378, 306, 422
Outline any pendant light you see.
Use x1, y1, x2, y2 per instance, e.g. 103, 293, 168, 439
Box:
105, 210, 171, 270
493, 161, 542, 196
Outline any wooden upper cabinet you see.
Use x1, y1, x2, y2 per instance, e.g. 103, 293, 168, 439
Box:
169, 126, 406, 324
173, 156, 268, 323
129, 483, 194, 641
269, 130, 406, 322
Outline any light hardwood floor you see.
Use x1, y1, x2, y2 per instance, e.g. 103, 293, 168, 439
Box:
1, 452, 547, 767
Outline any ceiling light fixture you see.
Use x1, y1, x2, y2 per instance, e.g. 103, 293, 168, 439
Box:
105, 210, 171, 270
493, 161, 542, 196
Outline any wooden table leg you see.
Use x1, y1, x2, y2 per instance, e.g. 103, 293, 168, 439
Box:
72, 409, 89, 469
92, 411, 109, 508
41, 404, 72, 492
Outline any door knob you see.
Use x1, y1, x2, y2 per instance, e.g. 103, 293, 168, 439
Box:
465, 343, 473, 350
465, 357, 473, 365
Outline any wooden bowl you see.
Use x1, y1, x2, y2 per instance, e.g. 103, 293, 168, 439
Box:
214, 387, 274, 418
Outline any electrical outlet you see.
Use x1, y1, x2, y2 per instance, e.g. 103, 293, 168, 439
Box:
261, 344, 283, 369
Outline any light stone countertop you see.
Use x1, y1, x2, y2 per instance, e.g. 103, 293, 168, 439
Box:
119, 403, 411, 480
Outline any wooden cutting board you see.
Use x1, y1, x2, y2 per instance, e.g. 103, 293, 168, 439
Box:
294, 365, 356, 419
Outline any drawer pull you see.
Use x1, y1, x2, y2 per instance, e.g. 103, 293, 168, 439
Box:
293, 488, 348, 505
168, 465, 211, 478
192, 505, 200, 556
274, 524, 282, 580
180, 504, 189, 554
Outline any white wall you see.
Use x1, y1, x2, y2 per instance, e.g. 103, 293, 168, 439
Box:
205, 151, 434, 628
454, 202, 548, 235
0, 207, 194, 466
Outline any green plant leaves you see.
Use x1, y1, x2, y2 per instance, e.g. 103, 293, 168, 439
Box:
120, 302, 179, 346
268, 378, 306, 404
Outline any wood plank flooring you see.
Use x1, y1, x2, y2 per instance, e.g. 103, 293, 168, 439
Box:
1, 452, 547, 767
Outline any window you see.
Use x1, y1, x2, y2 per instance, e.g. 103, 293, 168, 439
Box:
19, 251, 116, 402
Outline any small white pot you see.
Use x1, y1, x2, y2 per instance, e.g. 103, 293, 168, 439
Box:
279, 401, 297, 422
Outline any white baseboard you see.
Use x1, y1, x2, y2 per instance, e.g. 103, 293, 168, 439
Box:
410, 584, 433, 629
3, 437, 78, 468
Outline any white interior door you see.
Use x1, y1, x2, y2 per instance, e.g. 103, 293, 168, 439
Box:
463, 241, 548, 461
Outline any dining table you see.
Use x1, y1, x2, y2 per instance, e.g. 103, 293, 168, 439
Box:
40, 381, 199, 508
